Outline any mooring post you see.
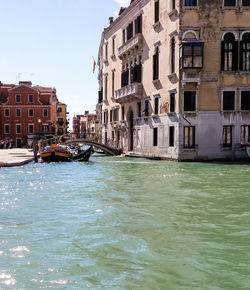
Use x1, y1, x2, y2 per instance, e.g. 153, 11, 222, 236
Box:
33, 137, 38, 163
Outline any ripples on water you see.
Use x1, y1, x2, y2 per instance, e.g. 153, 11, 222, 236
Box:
0, 156, 250, 289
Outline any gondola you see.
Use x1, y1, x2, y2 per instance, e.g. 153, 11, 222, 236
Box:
72, 146, 94, 162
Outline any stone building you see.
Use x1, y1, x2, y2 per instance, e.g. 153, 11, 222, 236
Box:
0, 81, 63, 147
57, 102, 69, 135
97, 0, 250, 160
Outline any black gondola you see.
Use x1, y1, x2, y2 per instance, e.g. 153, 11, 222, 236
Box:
72, 146, 94, 162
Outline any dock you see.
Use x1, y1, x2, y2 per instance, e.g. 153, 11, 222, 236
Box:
0, 149, 35, 167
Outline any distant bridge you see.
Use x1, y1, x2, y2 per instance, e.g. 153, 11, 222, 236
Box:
60, 139, 122, 156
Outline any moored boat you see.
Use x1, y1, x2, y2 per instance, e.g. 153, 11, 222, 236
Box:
40, 144, 72, 162
72, 146, 93, 162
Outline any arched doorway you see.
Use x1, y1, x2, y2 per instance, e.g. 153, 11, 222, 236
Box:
129, 110, 134, 151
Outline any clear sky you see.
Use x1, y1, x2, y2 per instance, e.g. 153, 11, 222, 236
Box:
0, 0, 130, 127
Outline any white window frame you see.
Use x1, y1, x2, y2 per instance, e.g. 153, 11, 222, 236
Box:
16, 124, 22, 135
28, 94, 34, 103
16, 94, 21, 103
29, 109, 34, 117
28, 123, 34, 134
4, 108, 10, 117
43, 109, 48, 117
4, 124, 10, 134
16, 108, 21, 117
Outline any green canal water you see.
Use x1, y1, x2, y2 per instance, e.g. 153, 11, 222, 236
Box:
0, 155, 250, 289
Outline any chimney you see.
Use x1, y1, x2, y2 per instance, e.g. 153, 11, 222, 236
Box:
109, 17, 114, 25
19, 81, 32, 86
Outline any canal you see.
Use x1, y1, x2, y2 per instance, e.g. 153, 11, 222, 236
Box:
0, 155, 250, 289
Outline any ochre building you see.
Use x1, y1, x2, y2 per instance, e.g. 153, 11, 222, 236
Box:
97, 0, 250, 160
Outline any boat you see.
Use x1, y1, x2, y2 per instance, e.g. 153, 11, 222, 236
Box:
72, 146, 93, 162
40, 144, 72, 162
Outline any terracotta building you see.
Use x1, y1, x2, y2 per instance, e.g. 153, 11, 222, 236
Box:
97, 0, 250, 160
0, 81, 61, 147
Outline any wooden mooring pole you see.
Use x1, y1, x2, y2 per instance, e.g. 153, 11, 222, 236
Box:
33, 138, 38, 163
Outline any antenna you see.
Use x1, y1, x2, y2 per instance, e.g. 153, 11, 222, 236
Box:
30, 73, 34, 82
17, 73, 22, 83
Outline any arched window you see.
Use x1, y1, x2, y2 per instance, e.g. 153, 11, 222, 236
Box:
171, 37, 175, 74
240, 33, 250, 71
221, 32, 238, 71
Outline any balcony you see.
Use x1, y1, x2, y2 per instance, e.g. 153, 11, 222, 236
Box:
118, 33, 143, 59
182, 71, 201, 87
115, 83, 143, 103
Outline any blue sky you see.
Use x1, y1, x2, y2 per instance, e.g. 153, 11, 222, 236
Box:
0, 0, 129, 126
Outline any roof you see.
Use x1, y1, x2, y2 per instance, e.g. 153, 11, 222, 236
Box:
33, 85, 55, 93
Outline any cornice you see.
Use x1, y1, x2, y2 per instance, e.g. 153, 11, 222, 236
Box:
103, 0, 150, 39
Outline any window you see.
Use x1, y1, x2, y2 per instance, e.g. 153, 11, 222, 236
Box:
169, 126, 175, 147
16, 124, 21, 134
29, 109, 34, 117
16, 109, 21, 117
223, 126, 233, 148
242, 0, 250, 6
144, 99, 149, 116
184, 91, 196, 111
184, 126, 195, 148
127, 22, 134, 41
16, 95, 21, 103
43, 109, 48, 117
112, 131, 115, 141
170, 93, 176, 112
153, 128, 158, 146
170, 37, 175, 74
135, 14, 142, 34
172, 0, 176, 10
131, 59, 142, 83
29, 124, 34, 134
110, 110, 113, 122
113, 108, 119, 121
122, 106, 125, 120
121, 69, 129, 87
181, 42, 203, 68
105, 43, 108, 61
154, 0, 159, 23
43, 125, 49, 133
137, 101, 141, 117
240, 33, 250, 71
123, 29, 126, 44
105, 75, 108, 100
221, 33, 238, 71
184, 0, 197, 6
154, 97, 159, 115
29, 95, 34, 103
57, 107, 62, 113
223, 91, 235, 111
241, 125, 250, 145
224, 0, 236, 6
4, 124, 10, 134
153, 46, 159, 81
241, 91, 250, 110
4, 109, 10, 117
112, 71, 115, 97
112, 37, 115, 56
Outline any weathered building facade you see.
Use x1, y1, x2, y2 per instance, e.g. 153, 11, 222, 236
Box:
57, 102, 69, 135
97, 0, 250, 160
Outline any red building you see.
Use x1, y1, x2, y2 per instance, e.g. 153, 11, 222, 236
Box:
0, 81, 58, 147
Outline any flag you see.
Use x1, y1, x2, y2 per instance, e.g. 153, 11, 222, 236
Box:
93, 58, 96, 73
